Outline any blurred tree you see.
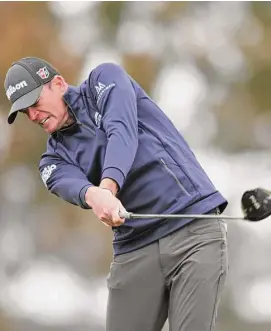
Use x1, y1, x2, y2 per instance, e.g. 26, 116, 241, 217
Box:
155, 1, 188, 23
0, 312, 11, 331
246, 3, 271, 114
214, 2, 271, 151
98, 1, 126, 41
122, 53, 160, 94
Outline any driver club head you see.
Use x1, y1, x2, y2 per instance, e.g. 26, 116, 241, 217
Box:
241, 188, 271, 222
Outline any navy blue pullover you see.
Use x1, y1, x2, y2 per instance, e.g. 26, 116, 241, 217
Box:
39, 63, 227, 255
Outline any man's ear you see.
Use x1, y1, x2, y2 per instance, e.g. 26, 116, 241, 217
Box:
51, 75, 67, 94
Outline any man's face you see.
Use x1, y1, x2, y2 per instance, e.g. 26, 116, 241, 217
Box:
21, 76, 70, 134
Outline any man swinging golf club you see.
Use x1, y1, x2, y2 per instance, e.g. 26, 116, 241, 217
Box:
4, 56, 229, 331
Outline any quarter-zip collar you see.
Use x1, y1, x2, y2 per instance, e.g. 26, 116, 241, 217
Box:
52, 85, 96, 139
62, 85, 81, 122
63, 85, 80, 108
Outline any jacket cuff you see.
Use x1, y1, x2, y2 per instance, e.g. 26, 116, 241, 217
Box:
79, 184, 93, 209
101, 167, 125, 190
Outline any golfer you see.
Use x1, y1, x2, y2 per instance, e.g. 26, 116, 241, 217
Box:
4, 57, 228, 331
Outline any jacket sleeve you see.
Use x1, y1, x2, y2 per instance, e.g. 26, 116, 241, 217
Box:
39, 153, 93, 209
88, 63, 138, 190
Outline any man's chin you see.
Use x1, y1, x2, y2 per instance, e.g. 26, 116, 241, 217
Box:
43, 125, 56, 134
42, 120, 67, 134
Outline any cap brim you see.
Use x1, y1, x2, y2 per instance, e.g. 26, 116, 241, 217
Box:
7, 86, 43, 124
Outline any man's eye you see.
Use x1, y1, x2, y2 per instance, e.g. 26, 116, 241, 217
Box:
31, 98, 40, 108
32, 102, 39, 108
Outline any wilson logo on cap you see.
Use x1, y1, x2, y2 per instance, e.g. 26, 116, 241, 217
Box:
36, 67, 49, 79
6, 80, 28, 100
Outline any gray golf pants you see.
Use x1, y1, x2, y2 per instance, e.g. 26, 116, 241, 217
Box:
106, 216, 228, 331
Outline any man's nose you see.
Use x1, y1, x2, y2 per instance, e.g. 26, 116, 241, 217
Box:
27, 107, 39, 121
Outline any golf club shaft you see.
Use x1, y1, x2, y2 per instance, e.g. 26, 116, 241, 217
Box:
119, 211, 244, 220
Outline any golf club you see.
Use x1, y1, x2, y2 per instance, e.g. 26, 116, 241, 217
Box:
119, 188, 271, 222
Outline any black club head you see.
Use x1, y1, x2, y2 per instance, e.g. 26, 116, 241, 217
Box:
241, 188, 271, 222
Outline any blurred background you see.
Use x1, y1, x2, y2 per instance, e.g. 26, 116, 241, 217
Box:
0, 1, 271, 330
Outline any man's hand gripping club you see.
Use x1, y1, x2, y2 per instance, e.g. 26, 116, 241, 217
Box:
85, 178, 126, 227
